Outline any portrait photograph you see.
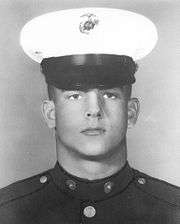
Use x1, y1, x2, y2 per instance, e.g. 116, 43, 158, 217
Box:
0, 0, 179, 223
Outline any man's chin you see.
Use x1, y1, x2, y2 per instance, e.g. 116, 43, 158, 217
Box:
75, 144, 111, 161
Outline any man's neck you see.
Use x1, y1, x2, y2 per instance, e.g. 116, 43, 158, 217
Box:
56, 141, 127, 180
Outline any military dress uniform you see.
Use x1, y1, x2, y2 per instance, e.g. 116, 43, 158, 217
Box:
1, 7, 180, 224
0, 161, 180, 223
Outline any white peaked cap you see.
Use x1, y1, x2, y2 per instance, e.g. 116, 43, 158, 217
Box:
20, 7, 158, 63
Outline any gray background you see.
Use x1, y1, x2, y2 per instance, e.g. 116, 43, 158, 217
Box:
0, 0, 180, 188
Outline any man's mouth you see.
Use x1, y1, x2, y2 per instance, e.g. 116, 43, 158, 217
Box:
81, 128, 106, 136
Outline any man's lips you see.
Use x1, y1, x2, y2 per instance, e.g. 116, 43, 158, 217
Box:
81, 128, 106, 136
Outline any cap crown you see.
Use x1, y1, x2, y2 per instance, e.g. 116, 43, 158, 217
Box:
20, 7, 158, 63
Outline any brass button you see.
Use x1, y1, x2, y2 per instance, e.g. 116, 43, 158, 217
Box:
40, 175, 47, 184
66, 179, 76, 190
104, 181, 114, 193
138, 177, 146, 185
83, 206, 96, 218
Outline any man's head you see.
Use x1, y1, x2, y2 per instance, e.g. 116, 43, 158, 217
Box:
41, 79, 139, 159
20, 7, 157, 160
40, 53, 139, 158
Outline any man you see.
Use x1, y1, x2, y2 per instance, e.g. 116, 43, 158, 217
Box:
0, 7, 179, 224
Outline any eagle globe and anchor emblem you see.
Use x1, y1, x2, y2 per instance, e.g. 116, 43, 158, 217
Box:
79, 13, 99, 34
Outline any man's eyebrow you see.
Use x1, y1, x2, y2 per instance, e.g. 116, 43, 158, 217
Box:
102, 88, 123, 91
61, 88, 93, 93
62, 87, 124, 92
62, 89, 88, 93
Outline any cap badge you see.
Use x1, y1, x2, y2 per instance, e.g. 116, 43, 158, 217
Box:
79, 13, 99, 34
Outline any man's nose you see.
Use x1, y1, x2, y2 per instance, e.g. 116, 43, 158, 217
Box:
85, 90, 104, 119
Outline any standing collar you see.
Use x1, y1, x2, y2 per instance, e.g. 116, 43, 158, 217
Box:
49, 161, 134, 201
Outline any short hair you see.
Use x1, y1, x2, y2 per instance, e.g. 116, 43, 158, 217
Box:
47, 84, 55, 101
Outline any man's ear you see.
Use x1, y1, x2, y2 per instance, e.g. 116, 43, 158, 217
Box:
41, 100, 55, 129
127, 98, 140, 129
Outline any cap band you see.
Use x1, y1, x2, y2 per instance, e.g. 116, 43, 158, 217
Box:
41, 55, 137, 89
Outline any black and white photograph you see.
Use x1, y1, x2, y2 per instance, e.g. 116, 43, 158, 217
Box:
0, 1, 179, 223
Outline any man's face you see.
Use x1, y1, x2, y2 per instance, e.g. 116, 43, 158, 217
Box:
52, 87, 130, 159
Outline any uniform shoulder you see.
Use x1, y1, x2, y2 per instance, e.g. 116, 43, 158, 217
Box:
0, 168, 53, 207
132, 168, 180, 207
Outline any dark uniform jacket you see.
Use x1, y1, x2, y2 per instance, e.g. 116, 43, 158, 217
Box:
0, 161, 180, 224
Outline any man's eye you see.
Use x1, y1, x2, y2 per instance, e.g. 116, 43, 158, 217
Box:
68, 94, 82, 100
103, 92, 117, 99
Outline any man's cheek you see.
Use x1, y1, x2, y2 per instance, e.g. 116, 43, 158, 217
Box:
57, 118, 79, 132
